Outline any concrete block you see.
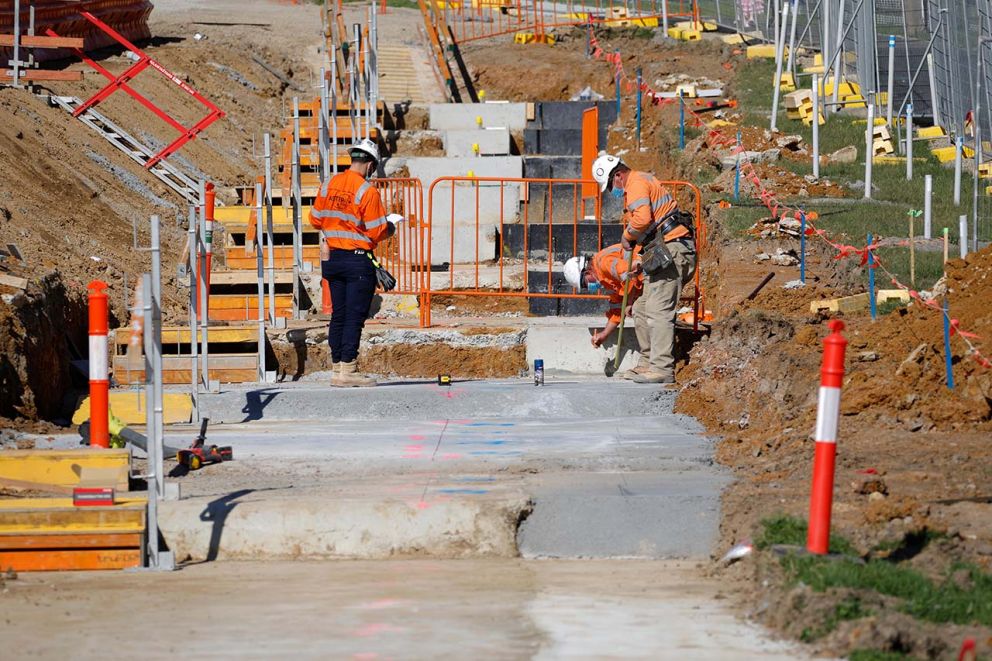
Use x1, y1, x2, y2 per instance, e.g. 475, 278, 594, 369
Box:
429, 102, 528, 130
526, 322, 642, 375
524, 129, 596, 156
407, 156, 523, 264
502, 224, 623, 262
522, 155, 583, 179
443, 128, 511, 157
160, 494, 529, 560
528, 101, 618, 130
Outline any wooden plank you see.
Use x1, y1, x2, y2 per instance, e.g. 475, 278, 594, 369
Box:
208, 308, 293, 322
0, 532, 142, 550
210, 270, 295, 286
114, 368, 260, 386
112, 326, 258, 345
0, 509, 145, 535
0, 548, 142, 571
0, 273, 28, 289
0, 450, 130, 493
209, 294, 293, 309
1, 69, 82, 81
0, 34, 84, 48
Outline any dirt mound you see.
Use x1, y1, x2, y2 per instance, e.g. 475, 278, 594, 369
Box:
841, 247, 992, 427
708, 162, 847, 199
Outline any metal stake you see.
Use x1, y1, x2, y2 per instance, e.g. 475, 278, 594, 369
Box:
292, 97, 303, 320
886, 35, 895, 126
905, 104, 913, 181
263, 133, 276, 325
771, 0, 789, 132
953, 136, 963, 206
255, 183, 267, 381
812, 73, 820, 179
149, 215, 164, 499
864, 102, 874, 199
187, 206, 199, 419
923, 174, 933, 239
197, 182, 210, 390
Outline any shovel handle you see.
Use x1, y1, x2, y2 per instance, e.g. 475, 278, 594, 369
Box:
613, 249, 637, 370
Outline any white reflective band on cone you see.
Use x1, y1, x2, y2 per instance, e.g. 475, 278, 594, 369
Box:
89, 335, 109, 381
814, 386, 841, 443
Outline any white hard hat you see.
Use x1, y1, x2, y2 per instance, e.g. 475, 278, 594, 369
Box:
350, 138, 380, 165
592, 153, 622, 192
563, 255, 587, 289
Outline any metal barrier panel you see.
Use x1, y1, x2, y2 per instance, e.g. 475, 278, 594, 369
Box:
373, 178, 428, 301
423, 176, 705, 329
438, 0, 697, 43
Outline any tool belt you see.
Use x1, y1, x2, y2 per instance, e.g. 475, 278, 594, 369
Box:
638, 210, 695, 275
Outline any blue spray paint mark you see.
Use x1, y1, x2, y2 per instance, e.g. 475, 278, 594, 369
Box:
453, 476, 496, 483
469, 450, 524, 456
456, 440, 508, 446
438, 488, 490, 495
463, 422, 516, 427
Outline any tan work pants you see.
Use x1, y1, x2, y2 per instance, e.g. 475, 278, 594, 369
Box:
632, 240, 697, 378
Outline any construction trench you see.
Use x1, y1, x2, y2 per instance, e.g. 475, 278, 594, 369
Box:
2, 0, 992, 659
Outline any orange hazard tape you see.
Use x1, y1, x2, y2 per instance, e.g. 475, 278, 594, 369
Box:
585, 34, 990, 371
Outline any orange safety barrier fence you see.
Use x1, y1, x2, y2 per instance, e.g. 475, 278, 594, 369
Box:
432, 0, 698, 44
421, 176, 705, 330
373, 177, 429, 318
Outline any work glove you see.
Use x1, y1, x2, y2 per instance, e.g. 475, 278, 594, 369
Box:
387, 213, 406, 225
368, 253, 397, 292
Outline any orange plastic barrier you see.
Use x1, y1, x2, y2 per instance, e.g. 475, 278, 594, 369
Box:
373, 177, 429, 319
421, 176, 705, 330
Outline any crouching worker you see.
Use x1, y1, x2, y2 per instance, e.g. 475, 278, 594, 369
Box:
563, 244, 649, 380
309, 138, 404, 387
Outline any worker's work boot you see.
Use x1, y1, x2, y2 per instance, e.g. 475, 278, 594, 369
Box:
333, 360, 376, 387
329, 360, 340, 386
621, 365, 650, 380
631, 370, 675, 385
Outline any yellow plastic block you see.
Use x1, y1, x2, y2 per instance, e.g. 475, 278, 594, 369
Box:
680, 29, 702, 41
986, 185, 992, 196
0, 449, 130, 492
931, 146, 957, 163
747, 44, 777, 59
708, 119, 736, 128
675, 83, 697, 98
802, 112, 825, 127
628, 17, 659, 27
722, 33, 745, 44
779, 72, 796, 91
72, 392, 193, 426
873, 155, 904, 165
667, 26, 682, 39
917, 126, 945, 139
980, 162, 992, 178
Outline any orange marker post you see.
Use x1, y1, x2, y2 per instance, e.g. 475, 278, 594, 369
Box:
807, 319, 848, 554
87, 280, 110, 449
203, 182, 215, 289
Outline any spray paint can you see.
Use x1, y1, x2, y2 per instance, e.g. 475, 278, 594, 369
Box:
534, 359, 544, 386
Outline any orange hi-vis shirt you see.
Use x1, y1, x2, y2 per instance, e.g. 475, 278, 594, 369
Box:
309, 169, 390, 251
591, 243, 644, 325
621, 170, 688, 245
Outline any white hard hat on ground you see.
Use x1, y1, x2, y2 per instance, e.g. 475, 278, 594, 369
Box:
350, 138, 380, 165
563, 255, 587, 289
591, 153, 622, 192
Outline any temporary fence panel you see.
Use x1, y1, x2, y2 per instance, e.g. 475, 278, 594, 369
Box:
373, 177, 428, 303
422, 176, 705, 330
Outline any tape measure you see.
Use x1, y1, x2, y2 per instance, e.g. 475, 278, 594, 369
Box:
437, 374, 452, 386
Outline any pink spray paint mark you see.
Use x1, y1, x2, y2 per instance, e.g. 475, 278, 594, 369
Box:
440, 453, 463, 460
408, 434, 427, 441
352, 653, 379, 660
353, 622, 404, 637
357, 598, 402, 610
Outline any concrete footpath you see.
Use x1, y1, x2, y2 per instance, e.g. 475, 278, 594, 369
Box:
144, 378, 729, 561
0, 559, 809, 660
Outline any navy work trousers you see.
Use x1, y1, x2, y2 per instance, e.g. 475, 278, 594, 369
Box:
322, 249, 376, 364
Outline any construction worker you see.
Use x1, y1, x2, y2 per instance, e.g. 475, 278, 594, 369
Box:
310, 138, 402, 387
591, 153, 696, 385
563, 245, 650, 380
